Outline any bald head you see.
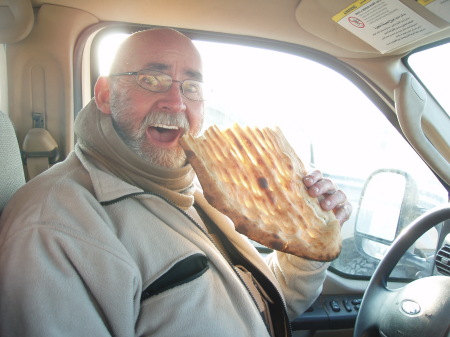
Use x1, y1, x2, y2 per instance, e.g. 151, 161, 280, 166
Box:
94, 28, 205, 169
110, 28, 202, 75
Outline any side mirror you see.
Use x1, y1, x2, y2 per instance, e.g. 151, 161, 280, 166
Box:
354, 169, 417, 260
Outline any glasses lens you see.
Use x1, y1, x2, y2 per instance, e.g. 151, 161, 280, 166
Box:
182, 80, 204, 101
136, 70, 205, 101
137, 71, 171, 92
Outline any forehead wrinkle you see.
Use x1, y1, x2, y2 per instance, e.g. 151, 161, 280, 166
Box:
142, 62, 203, 81
143, 62, 169, 71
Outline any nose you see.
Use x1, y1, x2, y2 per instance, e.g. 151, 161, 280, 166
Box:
156, 82, 186, 113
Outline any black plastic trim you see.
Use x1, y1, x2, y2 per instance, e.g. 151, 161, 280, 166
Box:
141, 253, 209, 301
291, 294, 363, 331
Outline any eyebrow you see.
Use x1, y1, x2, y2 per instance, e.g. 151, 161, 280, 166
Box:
143, 62, 203, 81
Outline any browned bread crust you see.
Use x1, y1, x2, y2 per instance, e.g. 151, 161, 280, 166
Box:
180, 124, 341, 261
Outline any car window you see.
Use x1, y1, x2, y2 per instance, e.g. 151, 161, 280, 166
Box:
95, 33, 448, 281
407, 40, 450, 117
97, 33, 129, 75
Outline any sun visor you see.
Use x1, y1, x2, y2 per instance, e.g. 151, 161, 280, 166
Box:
0, 0, 34, 44
295, 0, 450, 56
295, 0, 378, 54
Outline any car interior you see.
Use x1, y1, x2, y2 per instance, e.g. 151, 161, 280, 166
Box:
1, 0, 450, 336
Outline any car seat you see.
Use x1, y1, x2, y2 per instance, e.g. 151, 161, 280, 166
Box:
0, 110, 26, 214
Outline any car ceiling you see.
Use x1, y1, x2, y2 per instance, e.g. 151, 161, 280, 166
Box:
28, 0, 450, 59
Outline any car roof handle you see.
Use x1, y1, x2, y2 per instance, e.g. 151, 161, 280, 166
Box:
395, 72, 450, 186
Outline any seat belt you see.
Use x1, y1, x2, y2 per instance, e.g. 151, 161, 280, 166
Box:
22, 128, 59, 179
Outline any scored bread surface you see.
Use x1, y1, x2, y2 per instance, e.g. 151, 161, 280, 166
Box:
180, 124, 341, 261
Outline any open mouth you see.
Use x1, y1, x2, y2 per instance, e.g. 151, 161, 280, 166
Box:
146, 124, 184, 147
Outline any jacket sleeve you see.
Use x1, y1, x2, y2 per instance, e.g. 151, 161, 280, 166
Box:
265, 251, 329, 320
0, 224, 141, 337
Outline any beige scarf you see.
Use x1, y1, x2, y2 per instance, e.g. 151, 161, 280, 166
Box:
74, 99, 196, 209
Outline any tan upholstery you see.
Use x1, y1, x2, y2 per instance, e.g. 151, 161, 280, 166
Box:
0, 111, 26, 213
0, 0, 34, 44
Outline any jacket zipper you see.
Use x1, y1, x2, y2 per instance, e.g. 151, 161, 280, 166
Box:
101, 191, 292, 337
208, 218, 293, 337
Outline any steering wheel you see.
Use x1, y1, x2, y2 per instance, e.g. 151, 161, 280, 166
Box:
353, 204, 450, 337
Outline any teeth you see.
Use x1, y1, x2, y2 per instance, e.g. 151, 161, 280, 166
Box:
151, 124, 179, 130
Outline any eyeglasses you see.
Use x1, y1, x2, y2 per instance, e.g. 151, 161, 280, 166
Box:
109, 69, 205, 101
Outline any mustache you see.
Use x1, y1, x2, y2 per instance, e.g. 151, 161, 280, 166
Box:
137, 111, 191, 137
145, 111, 190, 129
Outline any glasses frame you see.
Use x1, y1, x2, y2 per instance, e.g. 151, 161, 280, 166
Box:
109, 69, 205, 102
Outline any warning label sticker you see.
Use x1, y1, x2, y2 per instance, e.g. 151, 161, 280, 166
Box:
332, 0, 440, 53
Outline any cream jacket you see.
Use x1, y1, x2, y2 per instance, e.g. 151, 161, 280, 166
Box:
0, 146, 328, 337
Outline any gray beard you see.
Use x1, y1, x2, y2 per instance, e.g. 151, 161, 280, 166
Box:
110, 100, 191, 169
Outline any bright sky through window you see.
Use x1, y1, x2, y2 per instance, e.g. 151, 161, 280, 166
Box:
98, 33, 129, 75
408, 42, 450, 117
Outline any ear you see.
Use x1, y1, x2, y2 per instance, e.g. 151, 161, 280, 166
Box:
94, 76, 112, 114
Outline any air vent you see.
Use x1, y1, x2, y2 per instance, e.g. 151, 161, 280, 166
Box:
436, 244, 450, 276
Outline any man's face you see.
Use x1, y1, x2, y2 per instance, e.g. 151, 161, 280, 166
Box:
106, 30, 204, 169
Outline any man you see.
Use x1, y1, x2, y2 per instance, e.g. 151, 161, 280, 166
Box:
0, 28, 351, 336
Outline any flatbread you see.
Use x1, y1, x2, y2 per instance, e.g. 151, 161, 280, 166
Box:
180, 124, 341, 261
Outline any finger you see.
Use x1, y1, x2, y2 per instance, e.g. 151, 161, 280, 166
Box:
333, 201, 353, 226
303, 170, 323, 187
307, 177, 338, 198
320, 189, 347, 211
